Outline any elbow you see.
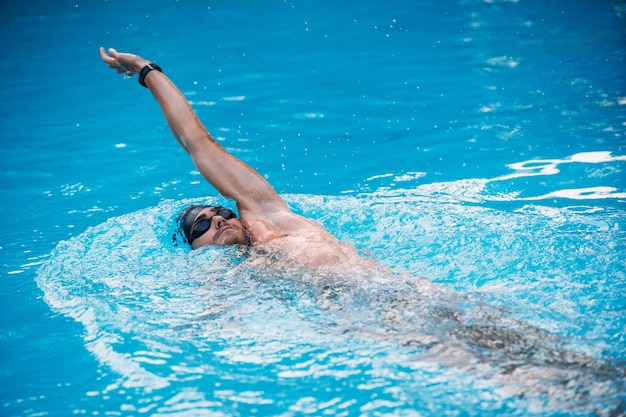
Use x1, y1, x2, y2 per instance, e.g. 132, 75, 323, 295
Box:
174, 126, 213, 155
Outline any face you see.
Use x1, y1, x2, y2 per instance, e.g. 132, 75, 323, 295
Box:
188, 207, 248, 248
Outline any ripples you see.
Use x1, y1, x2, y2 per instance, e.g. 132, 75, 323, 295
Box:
35, 183, 626, 415
364, 151, 626, 206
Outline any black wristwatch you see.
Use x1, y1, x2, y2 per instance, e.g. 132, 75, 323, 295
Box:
138, 63, 162, 88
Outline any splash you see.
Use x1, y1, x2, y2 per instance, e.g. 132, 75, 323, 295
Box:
36, 165, 626, 415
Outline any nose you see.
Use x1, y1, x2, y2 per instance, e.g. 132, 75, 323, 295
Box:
212, 214, 227, 228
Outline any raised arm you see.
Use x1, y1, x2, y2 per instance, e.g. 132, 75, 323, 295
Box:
100, 47, 377, 267
99, 47, 288, 217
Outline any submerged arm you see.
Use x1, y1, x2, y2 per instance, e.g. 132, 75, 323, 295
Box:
99, 47, 288, 216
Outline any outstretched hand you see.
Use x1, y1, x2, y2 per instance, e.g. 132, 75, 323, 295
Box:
99, 47, 150, 76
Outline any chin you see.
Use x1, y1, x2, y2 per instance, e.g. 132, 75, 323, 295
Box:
219, 232, 247, 246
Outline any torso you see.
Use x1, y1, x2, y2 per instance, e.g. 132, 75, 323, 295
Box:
242, 210, 377, 270
260, 233, 363, 269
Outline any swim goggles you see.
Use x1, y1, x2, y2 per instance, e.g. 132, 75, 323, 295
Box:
188, 207, 237, 244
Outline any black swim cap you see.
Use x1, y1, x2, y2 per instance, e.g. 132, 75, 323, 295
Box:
176, 204, 211, 245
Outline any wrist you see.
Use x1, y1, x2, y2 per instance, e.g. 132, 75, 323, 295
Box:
138, 62, 162, 87
133, 59, 151, 73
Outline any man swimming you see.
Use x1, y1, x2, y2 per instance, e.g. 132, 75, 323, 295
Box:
100, 49, 626, 412
100, 47, 374, 270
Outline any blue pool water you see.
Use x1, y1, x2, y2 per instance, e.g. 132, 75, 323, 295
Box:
1, 0, 625, 416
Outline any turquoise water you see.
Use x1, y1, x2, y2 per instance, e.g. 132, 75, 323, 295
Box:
2, 0, 625, 416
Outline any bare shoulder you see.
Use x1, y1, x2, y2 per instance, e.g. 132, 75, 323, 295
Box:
240, 208, 378, 269
241, 209, 333, 244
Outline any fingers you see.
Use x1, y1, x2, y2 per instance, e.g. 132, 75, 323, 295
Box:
100, 47, 144, 76
100, 46, 116, 67
100, 46, 126, 73
99, 46, 109, 62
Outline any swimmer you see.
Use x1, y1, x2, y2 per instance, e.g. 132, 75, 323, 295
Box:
100, 47, 375, 270
100, 48, 626, 411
